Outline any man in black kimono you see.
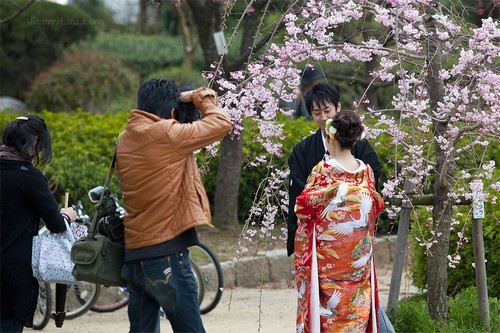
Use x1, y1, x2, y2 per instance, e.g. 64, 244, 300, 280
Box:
287, 83, 381, 256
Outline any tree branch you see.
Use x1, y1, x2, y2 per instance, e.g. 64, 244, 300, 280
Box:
226, 3, 287, 72
0, 0, 36, 25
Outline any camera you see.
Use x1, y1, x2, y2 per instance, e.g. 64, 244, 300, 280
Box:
176, 101, 202, 124
88, 186, 125, 244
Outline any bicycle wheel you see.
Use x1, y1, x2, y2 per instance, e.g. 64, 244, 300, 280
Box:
32, 282, 52, 330
65, 282, 100, 319
189, 243, 223, 314
91, 286, 129, 313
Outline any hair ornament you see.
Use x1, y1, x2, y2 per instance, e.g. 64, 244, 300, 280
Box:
16, 116, 28, 121
325, 119, 337, 140
358, 130, 366, 141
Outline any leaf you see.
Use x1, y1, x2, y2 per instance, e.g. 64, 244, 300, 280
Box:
322, 282, 342, 289
324, 248, 340, 259
327, 211, 341, 220
344, 195, 361, 203
317, 233, 337, 241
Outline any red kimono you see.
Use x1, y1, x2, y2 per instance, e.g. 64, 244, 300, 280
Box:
294, 158, 384, 333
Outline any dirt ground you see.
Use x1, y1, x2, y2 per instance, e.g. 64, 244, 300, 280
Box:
25, 232, 411, 332
25, 265, 411, 333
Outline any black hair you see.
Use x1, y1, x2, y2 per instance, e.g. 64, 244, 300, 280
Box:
330, 110, 363, 150
137, 78, 180, 119
304, 83, 340, 116
1, 114, 52, 165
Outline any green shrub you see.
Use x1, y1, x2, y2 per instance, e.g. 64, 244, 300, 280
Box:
146, 67, 207, 88
393, 294, 436, 333
67, 32, 204, 78
409, 192, 500, 298
0, 1, 97, 99
236, 115, 317, 223
445, 286, 500, 332
25, 52, 140, 113
393, 289, 500, 333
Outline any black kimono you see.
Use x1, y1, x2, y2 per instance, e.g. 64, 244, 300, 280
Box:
287, 129, 381, 256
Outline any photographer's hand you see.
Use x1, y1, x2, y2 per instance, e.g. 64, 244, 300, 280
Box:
179, 90, 195, 103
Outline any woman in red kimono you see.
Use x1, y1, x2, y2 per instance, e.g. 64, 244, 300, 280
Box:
294, 110, 384, 333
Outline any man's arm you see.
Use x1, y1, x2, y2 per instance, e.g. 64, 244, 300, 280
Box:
167, 87, 231, 153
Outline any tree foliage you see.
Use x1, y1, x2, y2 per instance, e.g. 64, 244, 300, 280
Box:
0, 1, 97, 99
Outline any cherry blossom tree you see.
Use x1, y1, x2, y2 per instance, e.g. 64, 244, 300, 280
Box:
210, 0, 499, 321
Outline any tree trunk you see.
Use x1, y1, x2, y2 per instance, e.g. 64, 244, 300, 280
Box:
425, 2, 453, 322
138, 0, 147, 34
187, 0, 272, 232
213, 134, 244, 232
176, 2, 195, 69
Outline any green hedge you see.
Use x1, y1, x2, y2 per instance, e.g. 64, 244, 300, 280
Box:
0, 111, 127, 212
25, 52, 140, 113
67, 32, 204, 78
146, 67, 208, 88
0, 111, 317, 222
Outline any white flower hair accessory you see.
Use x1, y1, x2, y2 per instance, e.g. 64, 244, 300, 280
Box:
358, 129, 366, 141
325, 119, 337, 140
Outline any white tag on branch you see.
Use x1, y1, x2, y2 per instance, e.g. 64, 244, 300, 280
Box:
471, 179, 485, 219
213, 31, 227, 56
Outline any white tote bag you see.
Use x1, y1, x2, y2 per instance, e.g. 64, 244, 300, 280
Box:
32, 221, 87, 284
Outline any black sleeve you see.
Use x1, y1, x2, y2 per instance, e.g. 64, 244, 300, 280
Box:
287, 145, 308, 257
352, 139, 381, 190
29, 169, 67, 234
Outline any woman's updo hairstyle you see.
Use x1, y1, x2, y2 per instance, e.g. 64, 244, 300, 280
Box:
328, 110, 364, 149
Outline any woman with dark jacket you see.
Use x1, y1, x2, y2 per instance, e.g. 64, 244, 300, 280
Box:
0, 115, 76, 332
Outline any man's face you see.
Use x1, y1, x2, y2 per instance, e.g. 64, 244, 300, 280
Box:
310, 100, 339, 134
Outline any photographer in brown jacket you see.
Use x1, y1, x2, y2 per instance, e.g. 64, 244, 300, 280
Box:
116, 78, 231, 333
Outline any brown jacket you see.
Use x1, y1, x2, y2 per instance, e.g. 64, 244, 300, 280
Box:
116, 87, 231, 250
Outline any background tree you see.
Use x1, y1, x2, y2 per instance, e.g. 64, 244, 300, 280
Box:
209, 0, 499, 322
0, 1, 97, 99
183, 0, 288, 232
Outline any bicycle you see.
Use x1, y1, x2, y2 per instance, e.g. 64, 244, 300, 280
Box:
32, 282, 51, 330
189, 243, 224, 314
91, 242, 223, 315
32, 186, 223, 320
32, 215, 101, 328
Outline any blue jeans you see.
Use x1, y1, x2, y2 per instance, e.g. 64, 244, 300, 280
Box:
0, 319, 23, 332
122, 249, 205, 333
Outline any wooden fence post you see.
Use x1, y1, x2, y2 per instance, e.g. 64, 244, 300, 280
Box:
386, 178, 415, 318
471, 180, 490, 328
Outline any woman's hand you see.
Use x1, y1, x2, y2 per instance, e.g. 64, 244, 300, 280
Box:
60, 207, 76, 222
